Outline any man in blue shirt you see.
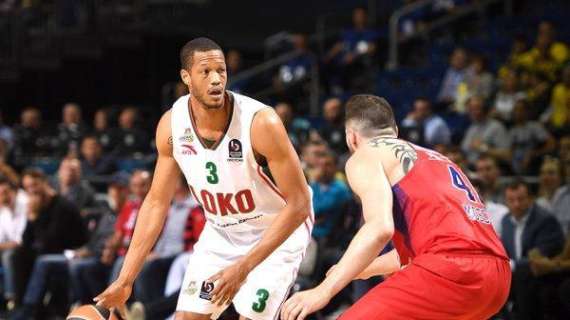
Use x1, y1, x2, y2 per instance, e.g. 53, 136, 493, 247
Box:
310, 151, 352, 240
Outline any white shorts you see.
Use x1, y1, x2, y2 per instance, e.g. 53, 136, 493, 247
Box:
176, 221, 311, 320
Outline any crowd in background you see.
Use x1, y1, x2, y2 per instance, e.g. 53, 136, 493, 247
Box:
0, 3, 569, 320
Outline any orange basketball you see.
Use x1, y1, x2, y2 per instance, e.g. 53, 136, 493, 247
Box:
66, 304, 124, 320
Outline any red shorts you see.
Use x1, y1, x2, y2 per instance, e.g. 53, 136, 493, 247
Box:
339, 253, 511, 320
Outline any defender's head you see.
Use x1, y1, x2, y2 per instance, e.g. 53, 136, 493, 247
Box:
179, 37, 227, 109
345, 94, 398, 153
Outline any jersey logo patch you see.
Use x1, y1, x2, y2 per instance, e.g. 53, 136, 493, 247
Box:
228, 139, 243, 162
179, 128, 195, 143
181, 144, 197, 155
199, 281, 214, 300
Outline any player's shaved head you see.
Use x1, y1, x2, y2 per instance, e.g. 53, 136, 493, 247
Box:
180, 37, 223, 70
345, 94, 397, 137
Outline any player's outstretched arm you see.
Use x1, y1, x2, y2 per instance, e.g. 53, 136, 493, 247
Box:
327, 248, 401, 280
94, 110, 180, 309
209, 108, 311, 305
282, 149, 395, 320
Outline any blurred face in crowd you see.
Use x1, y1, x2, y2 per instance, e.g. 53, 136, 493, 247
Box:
476, 157, 499, 186
512, 100, 528, 125
467, 97, 486, 122
450, 48, 468, 70
539, 159, 561, 191
108, 183, 129, 212
181, 49, 227, 109
130, 171, 151, 200
302, 143, 327, 169
63, 103, 81, 125
292, 34, 308, 51
226, 50, 242, 74
512, 38, 527, 55
502, 70, 519, 93
22, 175, 47, 198
317, 154, 337, 183
505, 184, 532, 219
275, 103, 293, 126
81, 137, 102, 163
58, 158, 82, 187
413, 99, 432, 121
323, 98, 342, 123
537, 21, 555, 45
353, 8, 367, 29
21, 108, 41, 129
471, 56, 486, 74
119, 108, 137, 129
94, 109, 108, 131
0, 183, 16, 207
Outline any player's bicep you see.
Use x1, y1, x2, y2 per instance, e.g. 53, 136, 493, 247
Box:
147, 111, 181, 205
252, 108, 310, 204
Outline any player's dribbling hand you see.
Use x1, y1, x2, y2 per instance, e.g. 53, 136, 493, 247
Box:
208, 260, 250, 306
281, 287, 331, 320
93, 280, 131, 316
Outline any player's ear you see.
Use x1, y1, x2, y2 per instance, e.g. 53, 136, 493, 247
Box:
180, 69, 191, 88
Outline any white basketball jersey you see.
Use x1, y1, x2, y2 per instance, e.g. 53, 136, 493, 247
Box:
171, 92, 311, 234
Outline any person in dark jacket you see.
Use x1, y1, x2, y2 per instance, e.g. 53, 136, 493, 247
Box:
500, 180, 565, 320
10, 169, 87, 312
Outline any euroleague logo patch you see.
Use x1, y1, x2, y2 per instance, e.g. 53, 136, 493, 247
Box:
199, 281, 215, 300
228, 139, 243, 162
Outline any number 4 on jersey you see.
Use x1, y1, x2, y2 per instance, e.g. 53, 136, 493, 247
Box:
448, 166, 481, 203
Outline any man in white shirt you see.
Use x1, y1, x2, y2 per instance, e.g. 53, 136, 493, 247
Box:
0, 177, 28, 305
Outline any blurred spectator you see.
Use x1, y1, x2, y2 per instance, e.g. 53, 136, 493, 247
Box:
226, 49, 247, 93
10, 177, 128, 320
509, 100, 555, 174
80, 135, 117, 177
324, 7, 378, 93
528, 233, 570, 319
518, 21, 569, 77
501, 180, 564, 320
437, 47, 471, 107
275, 102, 311, 151
0, 110, 14, 149
274, 34, 315, 93
461, 96, 511, 166
493, 69, 527, 123
473, 178, 508, 237
521, 70, 551, 119
56, 103, 87, 157
301, 141, 328, 183
133, 177, 198, 305
0, 139, 19, 186
115, 107, 150, 156
93, 109, 117, 154
317, 98, 348, 156
12, 107, 53, 166
102, 170, 151, 284
0, 178, 27, 306
310, 152, 351, 241
466, 54, 494, 100
536, 157, 562, 211
546, 64, 570, 134
499, 35, 528, 78
475, 154, 504, 204
12, 169, 87, 306
401, 97, 451, 147
51, 158, 97, 212
551, 135, 570, 235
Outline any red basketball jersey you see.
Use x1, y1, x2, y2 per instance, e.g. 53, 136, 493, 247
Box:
390, 144, 508, 263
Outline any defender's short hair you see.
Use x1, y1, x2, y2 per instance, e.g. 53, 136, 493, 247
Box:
345, 94, 397, 135
180, 37, 223, 69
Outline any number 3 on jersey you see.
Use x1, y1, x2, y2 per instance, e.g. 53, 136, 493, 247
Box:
206, 162, 219, 184
448, 166, 481, 203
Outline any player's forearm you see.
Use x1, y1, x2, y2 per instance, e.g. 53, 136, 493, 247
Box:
117, 198, 169, 285
242, 197, 311, 272
357, 249, 400, 279
320, 221, 392, 297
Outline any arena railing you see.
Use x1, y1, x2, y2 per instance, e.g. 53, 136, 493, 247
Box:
387, 0, 513, 70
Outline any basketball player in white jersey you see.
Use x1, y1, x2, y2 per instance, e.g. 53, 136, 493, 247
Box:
94, 38, 314, 320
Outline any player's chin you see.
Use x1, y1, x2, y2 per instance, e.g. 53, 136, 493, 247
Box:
204, 97, 225, 109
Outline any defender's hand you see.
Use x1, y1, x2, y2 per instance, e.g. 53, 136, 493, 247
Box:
281, 287, 331, 320
208, 261, 250, 306
94, 280, 131, 313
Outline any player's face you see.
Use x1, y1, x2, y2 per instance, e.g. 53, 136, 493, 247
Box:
187, 50, 227, 109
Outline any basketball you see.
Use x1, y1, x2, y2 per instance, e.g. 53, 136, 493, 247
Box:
66, 305, 124, 320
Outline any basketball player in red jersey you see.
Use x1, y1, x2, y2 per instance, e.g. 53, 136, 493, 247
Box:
282, 95, 511, 320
